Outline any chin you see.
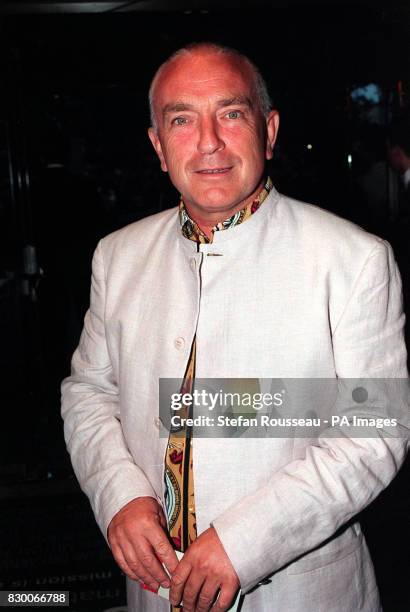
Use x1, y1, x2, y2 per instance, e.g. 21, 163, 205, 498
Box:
197, 188, 239, 208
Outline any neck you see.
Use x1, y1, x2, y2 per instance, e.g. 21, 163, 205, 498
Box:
193, 221, 214, 240
184, 179, 265, 238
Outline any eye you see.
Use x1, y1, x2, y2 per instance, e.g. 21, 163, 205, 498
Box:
226, 110, 241, 119
172, 116, 188, 126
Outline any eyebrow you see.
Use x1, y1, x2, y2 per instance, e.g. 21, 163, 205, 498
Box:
216, 96, 253, 109
162, 96, 253, 117
163, 102, 195, 116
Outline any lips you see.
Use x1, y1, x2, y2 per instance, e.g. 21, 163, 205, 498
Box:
195, 167, 232, 174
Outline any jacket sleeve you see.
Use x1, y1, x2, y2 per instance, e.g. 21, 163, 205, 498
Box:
61, 239, 156, 542
211, 240, 409, 593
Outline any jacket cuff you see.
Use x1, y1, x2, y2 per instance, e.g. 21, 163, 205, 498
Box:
211, 484, 285, 593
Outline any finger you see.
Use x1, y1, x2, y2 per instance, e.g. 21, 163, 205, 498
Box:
212, 582, 239, 611
170, 558, 192, 607
195, 579, 220, 612
150, 531, 179, 575
137, 539, 172, 587
179, 572, 206, 612
112, 517, 173, 587
121, 540, 163, 590
110, 542, 141, 582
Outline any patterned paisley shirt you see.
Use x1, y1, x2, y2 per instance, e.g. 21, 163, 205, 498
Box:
164, 177, 272, 610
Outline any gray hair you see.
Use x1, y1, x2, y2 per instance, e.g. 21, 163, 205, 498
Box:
148, 42, 273, 131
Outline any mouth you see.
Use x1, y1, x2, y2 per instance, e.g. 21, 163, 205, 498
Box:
195, 167, 232, 175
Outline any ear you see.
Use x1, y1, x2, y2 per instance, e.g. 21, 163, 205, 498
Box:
265, 110, 280, 161
148, 127, 168, 172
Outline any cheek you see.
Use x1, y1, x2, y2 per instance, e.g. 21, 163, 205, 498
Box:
225, 126, 265, 155
227, 137, 266, 175
163, 134, 194, 170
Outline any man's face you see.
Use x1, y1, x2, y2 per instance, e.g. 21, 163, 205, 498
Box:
148, 50, 279, 220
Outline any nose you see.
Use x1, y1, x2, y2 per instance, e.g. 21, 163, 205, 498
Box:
197, 117, 225, 155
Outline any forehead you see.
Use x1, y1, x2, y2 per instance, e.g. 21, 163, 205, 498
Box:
154, 51, 254, 108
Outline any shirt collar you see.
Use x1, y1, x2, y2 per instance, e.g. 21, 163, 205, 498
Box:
179, 177, 273, 244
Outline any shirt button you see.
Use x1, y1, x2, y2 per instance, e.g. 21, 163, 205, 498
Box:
174, 337, 185, 350
190, 258, 197, 270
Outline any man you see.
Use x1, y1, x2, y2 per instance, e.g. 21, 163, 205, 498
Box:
61, 43, 408, 612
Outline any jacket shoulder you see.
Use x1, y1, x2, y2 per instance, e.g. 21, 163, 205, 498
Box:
98, 206, 179, 261
277, 194, 387, 259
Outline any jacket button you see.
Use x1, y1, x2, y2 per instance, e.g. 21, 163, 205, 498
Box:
154, 417, 162, 429
190, 257, 196, 270
174, 337, 185, 350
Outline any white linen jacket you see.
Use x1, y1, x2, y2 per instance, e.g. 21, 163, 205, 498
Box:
61, 187, 408, 612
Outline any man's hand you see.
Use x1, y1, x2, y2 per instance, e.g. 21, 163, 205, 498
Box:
107, 496, 178, 591
170, 527, 240, 612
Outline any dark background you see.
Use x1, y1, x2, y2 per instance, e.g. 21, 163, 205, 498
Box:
0, 2, 409, 610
